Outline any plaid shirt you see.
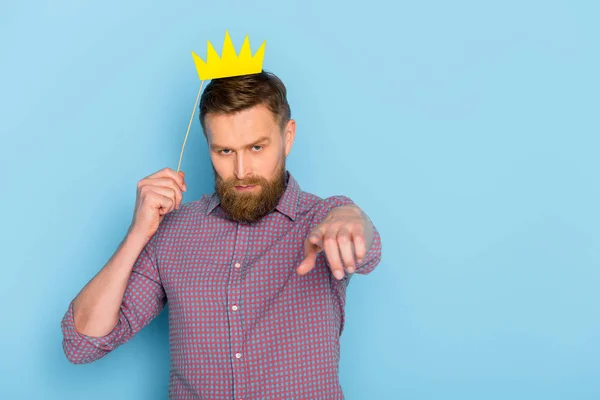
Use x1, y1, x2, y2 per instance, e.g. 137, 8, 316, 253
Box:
61, 171, 382, 399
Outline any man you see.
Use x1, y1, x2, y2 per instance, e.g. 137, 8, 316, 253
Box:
61, 71, 382, 399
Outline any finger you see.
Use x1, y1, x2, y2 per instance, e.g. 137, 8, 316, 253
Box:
296, 234, 323, 275
142, 186, 175, 213
337, 228, 356, 274
177, 171, 187, 191
323, 229, 345, 280
154, 179, 182, 210
140, 176, 184, 193
144, 190, 174, 215
353, 231, 367, 264
150, 176, 186, 194
141, 178, 183, 208
165, 168, 186, 191
308, 229, 324, 248
144, 185, 179, 211
148, 168, 187, 192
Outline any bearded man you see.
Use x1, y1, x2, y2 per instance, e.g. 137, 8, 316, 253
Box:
61, 71, 382, 400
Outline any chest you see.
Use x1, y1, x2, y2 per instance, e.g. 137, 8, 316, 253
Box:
158, 214, 313, 310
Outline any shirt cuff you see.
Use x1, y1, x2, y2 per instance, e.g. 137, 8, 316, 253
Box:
352, 221, 382, 275
61, 300, 125, 351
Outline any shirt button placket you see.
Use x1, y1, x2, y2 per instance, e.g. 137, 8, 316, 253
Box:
228, 222, 249, 399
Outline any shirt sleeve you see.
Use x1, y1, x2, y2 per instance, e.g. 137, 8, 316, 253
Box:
310, 195, 382, 277
61, 232, 167, 364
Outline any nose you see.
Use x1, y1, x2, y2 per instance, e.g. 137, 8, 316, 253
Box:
234, 152, 252, 181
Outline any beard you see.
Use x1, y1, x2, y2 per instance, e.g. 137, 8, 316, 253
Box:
214, 161, 288, 223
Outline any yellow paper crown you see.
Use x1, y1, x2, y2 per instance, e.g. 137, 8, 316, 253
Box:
191, 30, 266, 80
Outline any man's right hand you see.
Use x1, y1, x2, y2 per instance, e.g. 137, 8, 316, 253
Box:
128, 167, 187, 241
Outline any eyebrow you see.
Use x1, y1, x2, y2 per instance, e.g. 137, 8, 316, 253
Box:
210, 135, 271, 151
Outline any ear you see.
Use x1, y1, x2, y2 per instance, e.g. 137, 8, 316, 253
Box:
284, 119, 296, 157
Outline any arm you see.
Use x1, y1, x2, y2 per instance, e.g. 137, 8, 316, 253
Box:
61, 228, 167, 364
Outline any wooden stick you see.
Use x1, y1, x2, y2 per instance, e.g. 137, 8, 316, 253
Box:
177, 80, 205, 173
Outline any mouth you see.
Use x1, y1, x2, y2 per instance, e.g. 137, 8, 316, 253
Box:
234, 185, 257, 191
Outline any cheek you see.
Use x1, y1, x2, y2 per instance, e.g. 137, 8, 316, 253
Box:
253, 149, 281, 173
211, 156, 231, 176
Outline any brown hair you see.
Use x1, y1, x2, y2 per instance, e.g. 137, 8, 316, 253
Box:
199, 70, 291, 136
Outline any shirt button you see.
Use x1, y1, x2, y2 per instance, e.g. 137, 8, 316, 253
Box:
234, 262, 241, 268
231, 305, 238, 311
235, 353, 242, 359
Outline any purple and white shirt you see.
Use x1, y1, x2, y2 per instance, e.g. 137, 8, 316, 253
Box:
61, 170, 382, 399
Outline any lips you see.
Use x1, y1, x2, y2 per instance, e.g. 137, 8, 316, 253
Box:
234, 185, 257, 191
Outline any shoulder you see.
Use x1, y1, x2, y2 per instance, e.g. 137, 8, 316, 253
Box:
296, 190, 356, 221
153, 194, 212, 238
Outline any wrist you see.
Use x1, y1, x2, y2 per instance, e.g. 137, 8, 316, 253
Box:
125, 226, 151, 249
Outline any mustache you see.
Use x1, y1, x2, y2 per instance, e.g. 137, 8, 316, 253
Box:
223, 177, 266, 187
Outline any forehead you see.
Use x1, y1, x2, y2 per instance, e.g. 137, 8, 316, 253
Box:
205, 104, 279, 146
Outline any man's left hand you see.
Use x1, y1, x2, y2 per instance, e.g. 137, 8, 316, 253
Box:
296, 204, 374, 280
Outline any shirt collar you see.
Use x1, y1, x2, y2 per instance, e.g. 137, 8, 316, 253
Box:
206, 170, 300, 221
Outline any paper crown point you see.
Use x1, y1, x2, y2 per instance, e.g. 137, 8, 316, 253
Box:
191, 30, 266, 81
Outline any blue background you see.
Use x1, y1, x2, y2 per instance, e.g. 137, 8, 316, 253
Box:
1, 1, 599, 399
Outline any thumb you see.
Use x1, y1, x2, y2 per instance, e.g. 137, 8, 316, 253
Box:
296, 233, 323, 274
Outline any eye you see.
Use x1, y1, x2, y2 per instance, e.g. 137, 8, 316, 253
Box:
252, 145, 263, 151
219, 149, 233, 155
